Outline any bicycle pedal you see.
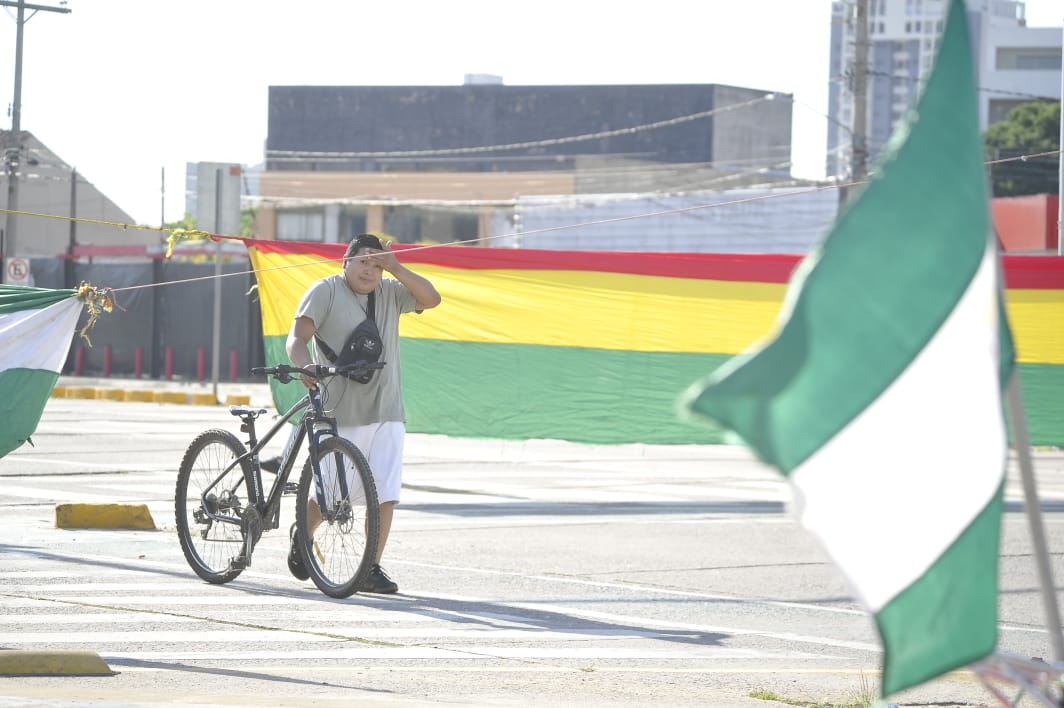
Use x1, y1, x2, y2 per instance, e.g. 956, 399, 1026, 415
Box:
230, 557, 247, 571
283, 482, 299, 495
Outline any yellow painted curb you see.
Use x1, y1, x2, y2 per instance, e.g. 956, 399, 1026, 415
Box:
153, 391, 188, 404
51, 386, 67, 398
95, 388, 125, 401
65, 386, 96, 399
0, 650, 112, 676
225, 393, 251, 406
189, 392, 218, 406
123, 389, 155, 402
55, 503, 157, 530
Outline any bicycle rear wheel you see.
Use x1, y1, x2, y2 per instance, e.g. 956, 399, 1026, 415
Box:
295, 436, 379, 598
175, 429, 252, 584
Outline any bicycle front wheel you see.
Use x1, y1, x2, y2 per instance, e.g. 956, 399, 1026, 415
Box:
295, 436, 379, 598
175, 429, 252, 584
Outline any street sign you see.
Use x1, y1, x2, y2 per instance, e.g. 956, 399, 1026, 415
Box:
5, 257, 30, 285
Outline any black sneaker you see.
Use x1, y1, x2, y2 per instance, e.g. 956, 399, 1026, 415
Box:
287, 523, 309, 581
260, 455, 282, 473
360, 564, 398, 594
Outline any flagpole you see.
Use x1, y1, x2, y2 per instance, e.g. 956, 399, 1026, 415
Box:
1005, 371, 1064, 661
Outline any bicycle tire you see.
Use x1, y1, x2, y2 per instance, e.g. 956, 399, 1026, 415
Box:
175, 429, 253, 584
295, 436, 379, 598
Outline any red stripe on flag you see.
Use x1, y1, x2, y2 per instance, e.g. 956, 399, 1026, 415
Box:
243, 239, 1064, 288
243, 239, 803, 283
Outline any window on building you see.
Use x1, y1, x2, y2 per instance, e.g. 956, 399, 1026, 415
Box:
383, 206, 477, 244
988, 98, 1030, 125
339, 207, 367, 238
277, 210, 325, 242
996, 47, 1063, 71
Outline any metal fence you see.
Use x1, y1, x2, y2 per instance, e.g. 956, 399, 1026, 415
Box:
30, 258, 264, 382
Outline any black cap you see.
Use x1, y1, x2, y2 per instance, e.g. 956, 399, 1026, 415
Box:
345, 234, 384, 260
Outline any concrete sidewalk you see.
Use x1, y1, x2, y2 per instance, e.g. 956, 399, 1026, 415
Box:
55, 375, 275, 408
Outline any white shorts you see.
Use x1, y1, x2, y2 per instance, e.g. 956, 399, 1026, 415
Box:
332, 421, 404, 504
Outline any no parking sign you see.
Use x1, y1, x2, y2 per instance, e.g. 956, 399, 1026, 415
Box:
5, 257, 30, 285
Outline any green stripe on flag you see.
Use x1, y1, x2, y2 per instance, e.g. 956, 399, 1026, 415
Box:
0, 368, 61, 457
261, 334, 730, 444
877, 485, 1002, 695
0, 285, 76, 314
403, 339, 729, 444
266, 331, 1064, 446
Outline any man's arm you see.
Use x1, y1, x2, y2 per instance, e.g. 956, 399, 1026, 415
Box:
286, 316, 318, 389
376, 244, 442, 310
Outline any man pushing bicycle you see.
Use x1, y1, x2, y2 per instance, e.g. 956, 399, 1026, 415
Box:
285, 234, 442, 594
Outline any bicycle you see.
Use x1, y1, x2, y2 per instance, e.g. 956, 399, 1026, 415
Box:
175, 362, 383, 598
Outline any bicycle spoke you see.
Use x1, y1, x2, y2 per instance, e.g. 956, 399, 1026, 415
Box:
175, 430, 251, 584
297, 437, 378, 598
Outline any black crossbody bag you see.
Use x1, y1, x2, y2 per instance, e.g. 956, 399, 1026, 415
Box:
314, 288, 383, 384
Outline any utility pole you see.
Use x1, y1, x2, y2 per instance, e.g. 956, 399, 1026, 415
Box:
851, 0, 870, 185
1058, 20, 1063, 255
160, 166, 165, 228
65, 166, 75, 287
1, 0, 71, 281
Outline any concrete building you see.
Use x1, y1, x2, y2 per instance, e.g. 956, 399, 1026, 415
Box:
0, 130, 155, 280
827, 0, 1062, 178
257, 81, 798, 246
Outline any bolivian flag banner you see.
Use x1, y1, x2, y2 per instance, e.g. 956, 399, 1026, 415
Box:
683, 0, 1009, 696
244, 241, 1064, 448
245, 239, 805, 444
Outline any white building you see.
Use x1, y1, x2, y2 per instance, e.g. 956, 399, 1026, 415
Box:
827, 0, 1062, 178
491, 187, 840, 254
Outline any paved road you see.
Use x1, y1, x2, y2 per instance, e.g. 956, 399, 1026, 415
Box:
2, 392, 1063, 706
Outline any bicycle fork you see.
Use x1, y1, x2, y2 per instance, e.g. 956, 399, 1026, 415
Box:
303, 411, 356, 533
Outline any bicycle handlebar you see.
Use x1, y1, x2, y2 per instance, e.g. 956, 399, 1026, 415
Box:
251, 362, 386, 384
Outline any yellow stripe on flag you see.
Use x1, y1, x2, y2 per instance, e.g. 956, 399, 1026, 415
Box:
252, 245, 1064, 362
1007, 289, 1064, 365
251, 248, 786, 355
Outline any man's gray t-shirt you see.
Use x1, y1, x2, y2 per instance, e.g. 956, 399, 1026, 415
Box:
295, 274, 418, 426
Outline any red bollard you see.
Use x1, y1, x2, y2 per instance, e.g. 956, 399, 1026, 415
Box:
229, 350, 239, 381
164, 347, 174, 380
133, 346, 144, 379
196, 348, 206, 382
102, 345, 112, 378
74, 346, 85, 376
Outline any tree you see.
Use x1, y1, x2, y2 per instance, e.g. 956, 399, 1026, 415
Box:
164, 211, 198, 232
984, 100, 1060, 197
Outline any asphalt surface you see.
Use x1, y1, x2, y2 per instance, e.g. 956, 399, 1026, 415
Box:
2, 380, 1064, 706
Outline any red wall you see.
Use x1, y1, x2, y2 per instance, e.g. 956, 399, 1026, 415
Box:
993, 193, 1060, 252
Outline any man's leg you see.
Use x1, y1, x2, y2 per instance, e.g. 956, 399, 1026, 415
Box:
377, 501, 395, 563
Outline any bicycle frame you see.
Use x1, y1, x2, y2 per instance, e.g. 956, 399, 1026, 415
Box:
197, 384, 344, 538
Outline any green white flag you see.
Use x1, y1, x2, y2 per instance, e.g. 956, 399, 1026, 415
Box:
0, 285, 82, 458
681, 0, 1013, 696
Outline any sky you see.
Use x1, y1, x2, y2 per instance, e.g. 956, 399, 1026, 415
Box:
0, 0, 1060, 227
